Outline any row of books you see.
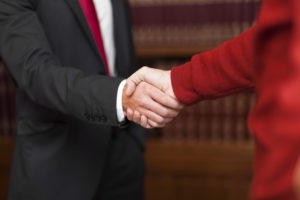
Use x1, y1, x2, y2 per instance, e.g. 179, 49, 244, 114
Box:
144, 59, 256, 142
161, 92, 256, 142
130, 0, 260, 6
129, 0, 261, 49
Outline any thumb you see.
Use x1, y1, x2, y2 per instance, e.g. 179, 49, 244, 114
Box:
125, 80, 137, 96
125, 67, 149, 96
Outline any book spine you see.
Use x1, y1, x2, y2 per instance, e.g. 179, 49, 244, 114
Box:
130, 0, 261, 49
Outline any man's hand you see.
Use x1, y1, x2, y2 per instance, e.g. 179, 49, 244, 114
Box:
125, 66, 176, 99
123, 67, 184, 128
122, 80, 181, 128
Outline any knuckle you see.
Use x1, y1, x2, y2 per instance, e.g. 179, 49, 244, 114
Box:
145, 85, 152, 93
140, 82, 149, 91
161, 96, 169, 104
134, 111, 140, 118
127, 113, 133, 119
150, 121, 158, 127
141, 66, 149, 72
139, 81, 146, 87
140, 97, 148, 107
160, 109, 169, 118
157, 117, 164, 124
133, 117, 140, 123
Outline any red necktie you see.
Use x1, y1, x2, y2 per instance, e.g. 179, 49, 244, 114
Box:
78, 0, 111, 76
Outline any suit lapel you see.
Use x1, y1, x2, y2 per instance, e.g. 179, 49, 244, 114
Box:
64, 0, 102, 61
64, 0, 134, 77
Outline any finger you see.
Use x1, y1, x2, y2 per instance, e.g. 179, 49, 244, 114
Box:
148, 116, 173, 128
136, 82, 178, 118
134, 113, 150, 129
150, 89, 183, 111
143, 69, 184, 110
143, 91, 180, 118
130, 67, 182, 111
140, 115, 148, 128
126, 108, 134, 121
126, 90, 167, 124
142, 67, 166, 91
127, 66, 149, 87
140, 82, 181, 116
125, 80, 136, 96
146, 124, 152, 129
148, 119, 159, 128
137, 107, 167, 125
163, 117, 174, 124
133, 111, 141, 125
148, 119, 164, 128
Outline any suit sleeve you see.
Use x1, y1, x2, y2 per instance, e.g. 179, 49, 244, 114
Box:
0, 0, 122, 126
171, 26, 257, 104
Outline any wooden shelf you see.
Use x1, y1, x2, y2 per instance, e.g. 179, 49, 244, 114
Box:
136, 46, 216, 59
145, 139, 254, 200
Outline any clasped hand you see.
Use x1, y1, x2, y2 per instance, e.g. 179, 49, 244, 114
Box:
122, 67, 184, 128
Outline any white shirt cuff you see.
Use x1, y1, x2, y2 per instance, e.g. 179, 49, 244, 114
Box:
116, 80, 127, 122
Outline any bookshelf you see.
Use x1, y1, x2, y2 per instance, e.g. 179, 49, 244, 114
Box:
130, 1, 260, 199
145, 139, 254, 200
0, 1, 261, 199
136, 46, 214, 59
130, 0, 261, 59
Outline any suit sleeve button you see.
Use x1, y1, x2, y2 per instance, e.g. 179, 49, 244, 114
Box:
103, 116, 107, 122
90, 114, 96, 121
99, 115, 107, 122
84, 113, 91, 121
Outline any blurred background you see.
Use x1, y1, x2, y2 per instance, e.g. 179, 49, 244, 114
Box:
0, 0, 261, 199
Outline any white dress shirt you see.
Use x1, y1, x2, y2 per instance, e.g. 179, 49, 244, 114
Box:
93, 0, 126, 122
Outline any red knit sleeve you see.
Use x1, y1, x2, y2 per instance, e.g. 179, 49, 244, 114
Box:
171, 26, 257, 104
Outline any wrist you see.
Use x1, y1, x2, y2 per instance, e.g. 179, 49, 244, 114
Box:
166, 70, 176, 99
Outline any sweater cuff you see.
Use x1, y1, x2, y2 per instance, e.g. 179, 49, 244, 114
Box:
171, 62, 201, 105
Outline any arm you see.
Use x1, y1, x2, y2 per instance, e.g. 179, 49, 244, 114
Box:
0, 0, 124, 126
125, 27, 257, 126
171, 26, 257, 104
0, 0, 180, 127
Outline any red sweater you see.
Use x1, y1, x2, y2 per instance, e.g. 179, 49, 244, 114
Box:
171, 0, 300, 199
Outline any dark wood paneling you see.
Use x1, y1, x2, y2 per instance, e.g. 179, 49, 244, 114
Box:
136, 46, 214, 59
145, 139, 254, 200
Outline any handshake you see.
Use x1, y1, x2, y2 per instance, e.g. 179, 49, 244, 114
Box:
122, 67, 184, 129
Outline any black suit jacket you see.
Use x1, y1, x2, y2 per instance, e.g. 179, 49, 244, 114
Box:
0, 0, 144, 199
